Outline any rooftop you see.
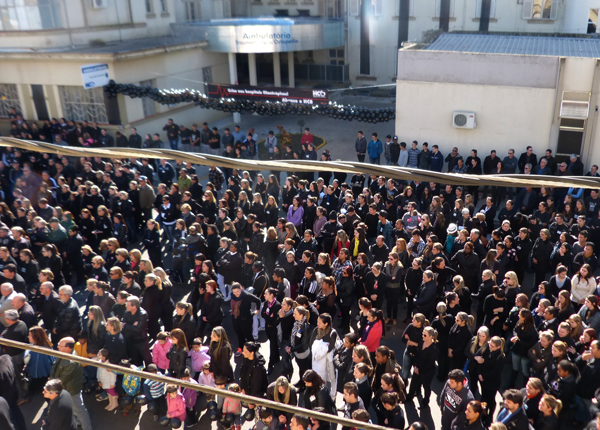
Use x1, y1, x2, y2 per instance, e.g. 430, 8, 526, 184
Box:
0, 34, 207, 60
426, 33, 600, 58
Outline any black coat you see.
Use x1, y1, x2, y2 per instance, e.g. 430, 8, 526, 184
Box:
303, 385, 335, 414
43, 389, 78, 430
209, 342, 233, 382
332, 345, 354, 393
200, 290, 224, 324
238, 352, 268, 397
172, 313, 196, 348
41, 291, 62, 331
104, 332, 126, 364
86, 322, 107, 355
167, 345, 188, 377
55, 298, 82, 340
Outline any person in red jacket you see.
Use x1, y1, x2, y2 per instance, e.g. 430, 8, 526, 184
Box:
359, 309, 385, 355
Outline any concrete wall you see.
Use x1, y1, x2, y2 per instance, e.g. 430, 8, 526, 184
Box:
0, 0, 176, 49
395, 49, 559, 161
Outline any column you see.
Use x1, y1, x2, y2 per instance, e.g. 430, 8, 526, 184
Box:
273, 52, 281, 87
248, 53, 258, 86
287, 51, 295, 88
228, 52, 241, 123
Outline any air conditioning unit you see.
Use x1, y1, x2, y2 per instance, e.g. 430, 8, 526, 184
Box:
452, 111, 476, 129
90, 0, 107, 9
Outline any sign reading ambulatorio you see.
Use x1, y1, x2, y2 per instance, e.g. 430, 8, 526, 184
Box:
207, 84, 328, 105
203, 20, 344, 53
238, 32, 299, 47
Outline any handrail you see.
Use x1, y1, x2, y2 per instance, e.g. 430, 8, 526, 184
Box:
0, 337, 394, 430
0, 137, 599, 189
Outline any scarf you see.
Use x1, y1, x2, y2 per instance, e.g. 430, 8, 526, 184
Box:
497, 407, 522, 424
230, 291, 243, 319
315, 326, 331, 340
360, 320, 376, 343
291, 318, 306, 347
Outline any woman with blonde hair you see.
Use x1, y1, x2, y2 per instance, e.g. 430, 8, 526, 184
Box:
154, 267, 175, 332
536, 394, 561, 430
86, 305, 107, 356
266, 376, 298, 423
406, 326, 439, 406
137, 257, 154, 285
141, 273, 162, 339
143, 219, 162, 267
465, 326, 490, 397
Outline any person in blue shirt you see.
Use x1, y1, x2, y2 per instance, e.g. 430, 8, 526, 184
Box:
430, 145, 444, 172
367, 133, 383, 165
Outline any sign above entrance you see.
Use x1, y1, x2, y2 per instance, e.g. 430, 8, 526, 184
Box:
81, 63, 110, 89
207, 83, 328, 105
202, 19, 344, 53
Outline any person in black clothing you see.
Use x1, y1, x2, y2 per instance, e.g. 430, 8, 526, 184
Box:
261, 287, 281, 373
238, 341, 268, 399
42, 379, 78, 430
229, 282, 261, 353
121, 296, 151, 366
143, 219, 161, 268
405, 326, 439, 409
478, 336, 505, 421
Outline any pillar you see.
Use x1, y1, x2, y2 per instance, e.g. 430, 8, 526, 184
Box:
273, 52, 281, 87
248, 53, 258, 86
228, 52, 241, 123
287, 51, 295, 88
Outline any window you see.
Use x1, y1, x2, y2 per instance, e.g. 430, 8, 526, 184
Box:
435, 0, 455, 18
589, 9, 598, 34
394, 0, 414, 17
140, 80, 156, 118
58, 86, 108, 123
213, 0, 231, 18
348, 0, 359, 16
475, 0, 496, 19
0, 84, 21, 118
202, 67, 213, 84
159, 0, 167, 13
186, 0, 201, 20
0, 0, 62, 30
372, 0, 383, 17
523, 0, 557, 20
329, 49, 344, 66
145, 0, 153, 14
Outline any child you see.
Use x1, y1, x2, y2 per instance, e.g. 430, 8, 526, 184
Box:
215, 375, 229, 414
253, 408, 278, 430
152, 332, 171, 373
120, 359, 141, 417
143, 364, 166, 421
222, 383, 242, 430
75, 334, 97, 389
165, 384, 187, 426
96, 349, 118, 411
180, 369, 199, 426
198, 362, 216, 401
189, 338, 211, 378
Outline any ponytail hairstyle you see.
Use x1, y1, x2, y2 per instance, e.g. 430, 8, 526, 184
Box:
467, 400, 488, 419
489, 336, 505, 354
413, 313, 429, 328
322, 276, 337, 296
368, 308, 386, 337
381, 392, 400, 407
541, 394, 562, 416
423, 326, 438, 342
354, 362, 373, 378
436, 302, 448, 327
456, 311, 475, 328
381, 372, 403, 394
176, 301, 193, 324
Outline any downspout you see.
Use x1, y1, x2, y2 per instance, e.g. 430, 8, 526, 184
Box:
583, 59, 600, 168
359, 0, 370, 75
549, 57, 564, 151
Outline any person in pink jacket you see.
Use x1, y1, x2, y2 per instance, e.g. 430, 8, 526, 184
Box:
151, 332, 172, 372
165, 384, 187, 423
359, 309, 385, 354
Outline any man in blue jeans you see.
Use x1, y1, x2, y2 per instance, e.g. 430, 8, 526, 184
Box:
162, 118, 180, 150
367, 132, 383, 164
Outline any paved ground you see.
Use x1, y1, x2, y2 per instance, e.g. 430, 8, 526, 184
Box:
16, 103, 565, 430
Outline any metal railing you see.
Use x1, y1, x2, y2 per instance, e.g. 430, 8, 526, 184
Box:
0, 337, 390, 430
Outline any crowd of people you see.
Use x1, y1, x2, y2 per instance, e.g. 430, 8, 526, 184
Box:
0, 112, 600, 430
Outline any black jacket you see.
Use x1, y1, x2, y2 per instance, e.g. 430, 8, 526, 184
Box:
167, 345, 188, 377
303, 385, 335, 414
1, 320, 28, 355
238, 352, 268, 397
43, 389, 78, 430
230, 290, 261, 321
200, 290, 224, 324
121, 308, 149, 343
260, 300, 281, 327
86, 322, 106, 355
104, 332, 126, 364
41, 291, 62, 331
333, 345, 354, 393
55, 298, 82, 340
172, 313, 196, 348
218, 251, 243, 284
209, 342, 234, 382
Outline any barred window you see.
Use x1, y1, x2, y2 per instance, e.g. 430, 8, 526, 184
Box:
140, 79, 156, 118
0, 84, 22, 118
58, 86, 108, 123
203, 66, 213, 84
